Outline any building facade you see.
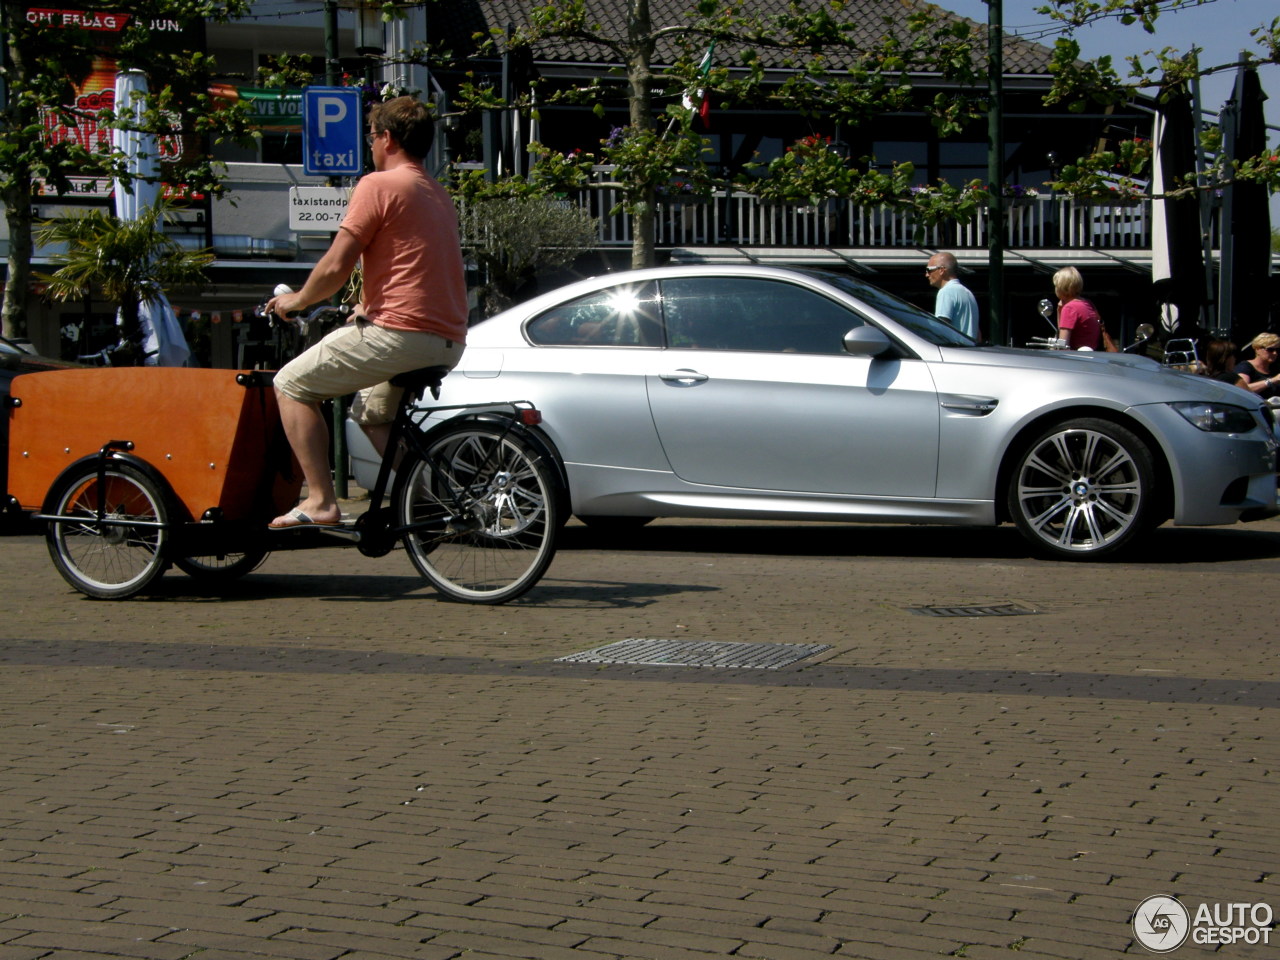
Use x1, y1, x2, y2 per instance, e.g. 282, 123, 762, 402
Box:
6, 0, 1272, 364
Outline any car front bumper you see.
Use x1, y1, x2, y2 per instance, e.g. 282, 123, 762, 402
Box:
1138, 403, 1280, 526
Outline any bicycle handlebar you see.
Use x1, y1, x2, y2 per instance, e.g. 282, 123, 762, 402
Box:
254, 285, 353, 335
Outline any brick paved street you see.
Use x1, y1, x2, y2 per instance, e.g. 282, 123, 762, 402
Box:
0, 516, 1277, 959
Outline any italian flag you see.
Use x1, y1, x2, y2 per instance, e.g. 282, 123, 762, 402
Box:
682, 42, 715, 127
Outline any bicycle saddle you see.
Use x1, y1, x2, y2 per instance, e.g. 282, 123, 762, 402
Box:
391, 364, 451, 401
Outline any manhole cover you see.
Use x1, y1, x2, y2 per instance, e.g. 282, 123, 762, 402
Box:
906, 603, 1038, 618
556, 638, 829, 669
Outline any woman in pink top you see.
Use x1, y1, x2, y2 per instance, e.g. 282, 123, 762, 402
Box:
1053, 266, 1102, 351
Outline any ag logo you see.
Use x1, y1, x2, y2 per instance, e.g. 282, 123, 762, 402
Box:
1133, 896, 1190, 953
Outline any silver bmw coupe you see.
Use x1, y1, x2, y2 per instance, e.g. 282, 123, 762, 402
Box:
348, 265, 1279, 560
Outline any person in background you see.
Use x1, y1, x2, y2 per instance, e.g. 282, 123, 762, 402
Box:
925, 252, 980, 341
1201, 339, 1247, 387
1232, 332, 1280, 398
1053, 266, 1102, 350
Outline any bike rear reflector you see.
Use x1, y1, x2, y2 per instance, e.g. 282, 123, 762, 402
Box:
521, 408, 542, 426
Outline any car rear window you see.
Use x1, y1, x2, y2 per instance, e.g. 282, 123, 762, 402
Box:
526, 282, 662, 347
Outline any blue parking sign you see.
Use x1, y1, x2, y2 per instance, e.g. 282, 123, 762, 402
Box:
302, 86, 362, 177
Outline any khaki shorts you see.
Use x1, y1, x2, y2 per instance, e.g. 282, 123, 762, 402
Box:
274, 318, 459, 426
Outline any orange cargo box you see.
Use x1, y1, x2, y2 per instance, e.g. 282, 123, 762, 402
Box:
6, 368, 301, 521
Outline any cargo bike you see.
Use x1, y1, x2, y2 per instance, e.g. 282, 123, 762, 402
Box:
3, 352, 564, 604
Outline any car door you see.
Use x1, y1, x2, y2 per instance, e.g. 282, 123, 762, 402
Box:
646, 276, 941, 498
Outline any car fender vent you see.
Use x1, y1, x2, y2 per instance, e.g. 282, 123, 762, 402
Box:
556, 638, 829, 669
939, 394, 998, 416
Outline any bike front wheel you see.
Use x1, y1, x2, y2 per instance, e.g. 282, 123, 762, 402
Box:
46, 460, 171, 599
175, 545, 269, 582
395, 421, 560, 603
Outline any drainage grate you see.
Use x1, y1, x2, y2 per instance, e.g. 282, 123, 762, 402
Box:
556, 638, 830, 669
906, 603, 1039, 618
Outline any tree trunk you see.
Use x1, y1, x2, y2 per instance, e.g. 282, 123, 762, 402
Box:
626, 0, 657, 269
1, 178, 33, 341
630, 189, 656, 269
1, 19, 35, 341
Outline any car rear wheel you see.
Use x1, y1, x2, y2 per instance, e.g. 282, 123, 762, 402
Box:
395, 421, 561, 603
1007, 417, 1156, 559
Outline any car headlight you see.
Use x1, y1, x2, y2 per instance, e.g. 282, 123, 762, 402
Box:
1169, 401, 1258, 433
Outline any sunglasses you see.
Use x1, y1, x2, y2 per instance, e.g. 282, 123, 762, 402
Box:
925, 265, 943, 273
1262, 346, 1279, 354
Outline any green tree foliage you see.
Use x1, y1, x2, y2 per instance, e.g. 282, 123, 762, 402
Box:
0, 0, 254, 338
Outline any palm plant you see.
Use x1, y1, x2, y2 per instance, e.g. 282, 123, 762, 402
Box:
36, 203, 213, 363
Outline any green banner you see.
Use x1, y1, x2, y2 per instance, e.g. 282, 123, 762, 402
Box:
235, 87, 302, 131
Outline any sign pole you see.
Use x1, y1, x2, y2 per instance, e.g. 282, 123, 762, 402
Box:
324, 0, 348, 497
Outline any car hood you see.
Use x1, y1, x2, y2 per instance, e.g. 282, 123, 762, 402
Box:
941, 345, 1252, 405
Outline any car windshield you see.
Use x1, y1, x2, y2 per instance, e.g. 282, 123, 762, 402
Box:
807, 270, 976, 347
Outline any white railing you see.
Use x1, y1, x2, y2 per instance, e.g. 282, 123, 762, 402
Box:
463, 184, 1221, 252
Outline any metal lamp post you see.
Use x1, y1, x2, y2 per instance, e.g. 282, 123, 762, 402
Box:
987, 0, 1006, 346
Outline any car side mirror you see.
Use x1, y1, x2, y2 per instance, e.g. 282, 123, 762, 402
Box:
842, 325, 894, 358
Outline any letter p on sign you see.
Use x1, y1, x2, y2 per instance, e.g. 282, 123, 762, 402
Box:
316, 96, 347, 136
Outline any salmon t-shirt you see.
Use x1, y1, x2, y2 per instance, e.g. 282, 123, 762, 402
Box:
339, 163, 468, 344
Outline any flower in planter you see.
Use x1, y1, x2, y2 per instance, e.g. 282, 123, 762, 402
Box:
745, 135, 854, 205
1003, 184, 1041, 199
657, 179, 702, 198
528, 142, 597, 193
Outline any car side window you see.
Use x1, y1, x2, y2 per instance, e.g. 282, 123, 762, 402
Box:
526, 282, 662, 347
660, 277, 864, 354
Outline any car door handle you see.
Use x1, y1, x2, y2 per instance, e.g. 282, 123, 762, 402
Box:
659, 369, 709, 384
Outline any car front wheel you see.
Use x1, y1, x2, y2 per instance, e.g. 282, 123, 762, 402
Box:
1007, 417, 1156, 560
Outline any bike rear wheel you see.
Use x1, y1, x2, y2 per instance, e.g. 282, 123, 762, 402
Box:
46, 461, 170, 599
395, 421, 560, 603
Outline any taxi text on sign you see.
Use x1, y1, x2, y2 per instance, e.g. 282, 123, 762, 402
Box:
302, 86, 363, 177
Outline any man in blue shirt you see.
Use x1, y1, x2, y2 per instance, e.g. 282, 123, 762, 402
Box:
926, 252, 980, 341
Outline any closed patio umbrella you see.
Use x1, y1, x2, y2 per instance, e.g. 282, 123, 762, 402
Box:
1150, 82, 1206, 340
1220, 63, 1272, 344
